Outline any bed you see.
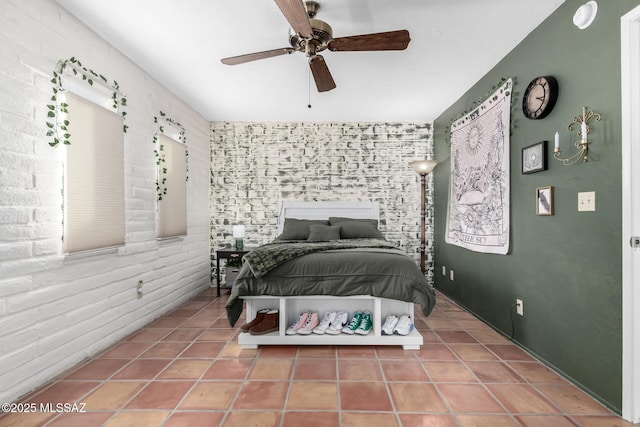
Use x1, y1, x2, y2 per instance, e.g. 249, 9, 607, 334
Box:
225, 200, 436, 349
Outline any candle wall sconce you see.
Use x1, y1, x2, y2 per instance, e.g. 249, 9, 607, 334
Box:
553, 106, 602, 166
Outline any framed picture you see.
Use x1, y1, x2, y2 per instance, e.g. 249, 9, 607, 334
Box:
536, 186, 554, 216
522, 141, 548, 174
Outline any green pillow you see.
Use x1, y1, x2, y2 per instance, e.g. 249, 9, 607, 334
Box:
307, 224, 341, 242
328, 217, 384, 239
276, 218, 329, 240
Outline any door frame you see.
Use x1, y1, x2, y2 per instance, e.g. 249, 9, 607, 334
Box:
621, 4, 640, 423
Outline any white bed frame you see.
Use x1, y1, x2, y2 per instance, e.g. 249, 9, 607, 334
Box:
238, 200, 423, 350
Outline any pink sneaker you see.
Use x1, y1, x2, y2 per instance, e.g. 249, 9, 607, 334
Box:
286, 312, 309, 335
296, 312, 319, 335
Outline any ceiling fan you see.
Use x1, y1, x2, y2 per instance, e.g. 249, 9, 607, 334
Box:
220, 0, 411, 92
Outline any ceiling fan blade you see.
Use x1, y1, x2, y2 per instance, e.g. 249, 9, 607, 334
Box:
328, 29, 411, 52
274, 0, 313, 38
221, 47, 296, 65
309, 55, 336, 92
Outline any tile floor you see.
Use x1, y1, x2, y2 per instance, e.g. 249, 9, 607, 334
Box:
0, 289, 636, 427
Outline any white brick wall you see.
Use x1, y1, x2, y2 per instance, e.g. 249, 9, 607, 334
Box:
210, 121, 435, 281
0, 0, 211, 403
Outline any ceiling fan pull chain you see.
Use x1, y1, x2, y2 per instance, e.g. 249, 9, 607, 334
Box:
308, 68, 312, 108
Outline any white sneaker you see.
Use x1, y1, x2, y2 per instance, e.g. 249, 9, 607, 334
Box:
393, 315, 414, 336
286, 312, 309, 335
296, 312, 319, 335
381, 315, 399, 335
313, 311, 336, 334
325, 311, 349, 335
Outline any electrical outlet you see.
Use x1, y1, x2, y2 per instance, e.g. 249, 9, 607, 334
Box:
516, 299, 524, 316
450, 270, 454, 281
442, 266, 446, 276
578, 191, 595, 211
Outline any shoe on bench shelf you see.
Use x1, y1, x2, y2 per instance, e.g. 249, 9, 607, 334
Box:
286, 312, 309, 335
313, 311, 336, 335
342, 311, 363, 335
249, 310, 279, 335
240, 308, 271, 333
297, 312, 319, 335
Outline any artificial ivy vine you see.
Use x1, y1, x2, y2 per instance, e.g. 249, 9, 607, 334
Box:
444, 77, 517, 144
46, 57, 127, 147
153, 111, 188, 201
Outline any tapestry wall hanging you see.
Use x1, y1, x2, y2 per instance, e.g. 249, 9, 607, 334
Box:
446, 78, 512, 255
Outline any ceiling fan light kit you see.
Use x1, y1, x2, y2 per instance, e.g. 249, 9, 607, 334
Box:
221, 0, 411, 93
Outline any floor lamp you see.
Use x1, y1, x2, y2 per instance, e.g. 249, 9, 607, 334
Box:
409, 159, 438, 273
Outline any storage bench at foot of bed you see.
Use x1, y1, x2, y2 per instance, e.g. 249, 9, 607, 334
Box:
238, 295, 423, 350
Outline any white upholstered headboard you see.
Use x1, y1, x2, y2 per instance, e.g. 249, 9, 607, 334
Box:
277, 201, 380, 235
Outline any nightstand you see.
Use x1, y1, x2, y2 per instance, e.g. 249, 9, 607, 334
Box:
215, 246, 254, 297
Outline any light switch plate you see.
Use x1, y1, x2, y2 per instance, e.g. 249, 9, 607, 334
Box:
578, 191, 595, 211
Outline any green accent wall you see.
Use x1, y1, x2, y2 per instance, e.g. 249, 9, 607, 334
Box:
433, 0, 640, 413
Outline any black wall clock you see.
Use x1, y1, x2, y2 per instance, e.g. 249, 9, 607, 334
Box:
522, 76, 558, 120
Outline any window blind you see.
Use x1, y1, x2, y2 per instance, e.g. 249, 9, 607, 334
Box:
63, 92, 125, 253
157, 134, 187, 238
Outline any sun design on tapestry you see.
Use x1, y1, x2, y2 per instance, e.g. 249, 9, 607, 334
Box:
452, 109, 504, 208
462, 124, 492, 168
446, 78, 512, 255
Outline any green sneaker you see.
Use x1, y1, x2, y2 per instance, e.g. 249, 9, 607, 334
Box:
355, 311, 373, 335
342, 311, 363, 335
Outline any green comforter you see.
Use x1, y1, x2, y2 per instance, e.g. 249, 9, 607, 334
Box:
243, 238, 400, 278
225, 239, 436, 326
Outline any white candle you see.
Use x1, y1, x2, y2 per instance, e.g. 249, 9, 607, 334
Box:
581, 121, 588, 140
554, 132, 559, 150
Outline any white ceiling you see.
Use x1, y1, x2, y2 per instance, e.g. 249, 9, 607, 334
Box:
54, 0, 566, 123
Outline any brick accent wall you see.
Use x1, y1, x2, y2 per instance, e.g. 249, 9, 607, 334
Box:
210, 122, 435, 282
0, 0, 210, 404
